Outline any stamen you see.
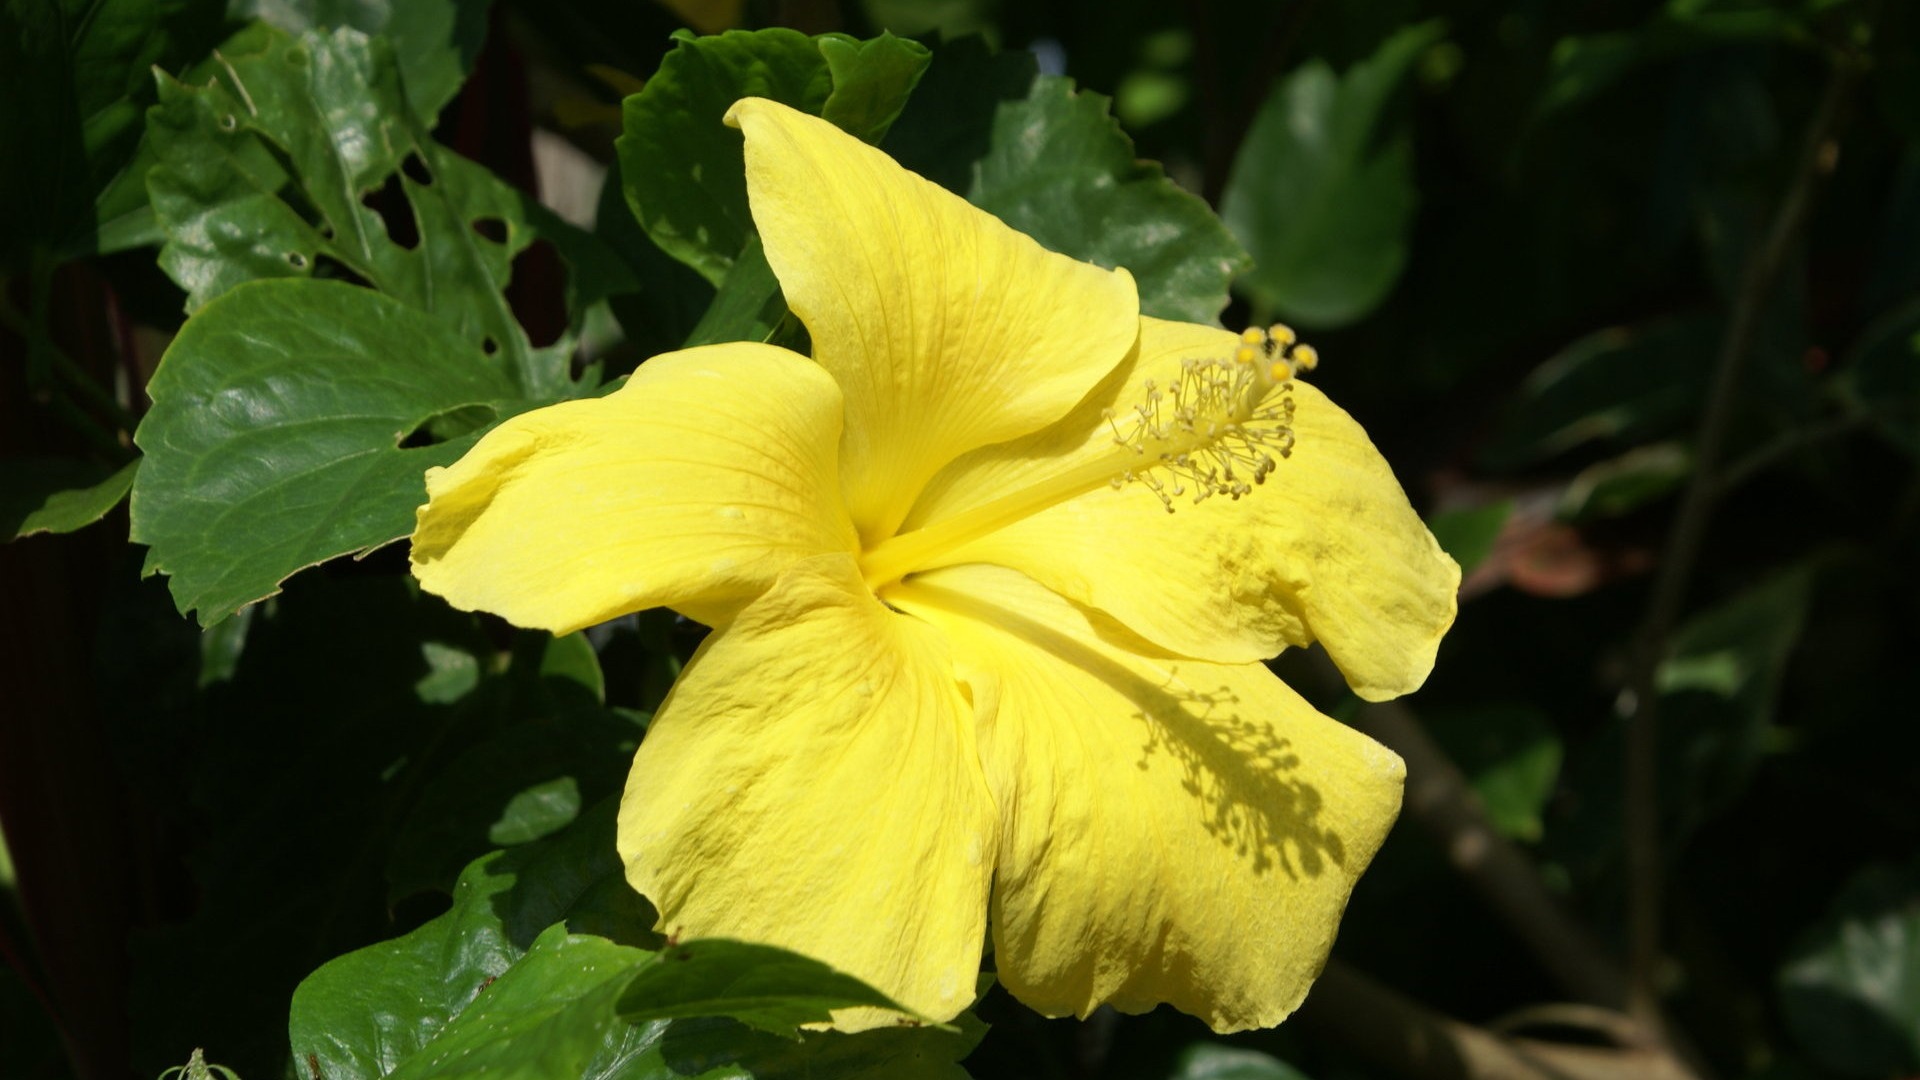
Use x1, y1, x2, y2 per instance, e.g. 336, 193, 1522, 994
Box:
858, 327, 1320, 589
1103, 328, 1306, 512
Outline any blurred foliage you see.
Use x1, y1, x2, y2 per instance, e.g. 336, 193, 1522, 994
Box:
3, 0, 1919, 1078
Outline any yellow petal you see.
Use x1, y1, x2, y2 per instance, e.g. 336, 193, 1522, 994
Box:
888, 564, 1403, 1033
410, 343, 856, 633
618, 554, 997, 1028
909, 317, 1459, 701
727, 97, 1140, 545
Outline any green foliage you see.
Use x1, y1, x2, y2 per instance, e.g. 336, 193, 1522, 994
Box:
968, 76, 1249, 323
1425, 500, 1512, 576
618, 28, 930, 287
1779, 858, 1920, 1078
1220, 20, 1443, 329
11, 6, 1920, 1080
143, 24, 598, 394
0, 457, 138, 539
292, 807, 983, 1079
129, 281, 532, 624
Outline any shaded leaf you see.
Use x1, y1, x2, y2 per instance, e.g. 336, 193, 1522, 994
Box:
1557, 442, 1692, 522
1538, 5, 1810, 119
1426, 500, 1512, 576
1221, 21, 1443, 329
618, 28, 929, 287
1478, 318, 1718, 470
881, 35, 1037, 195
1780, 858, 1920, 1077
129, 279, 528, 625
968, 75, 1249, 324
1425, 704, 1563, 843
616, 939, 913, 1035
1, 457, 138, 540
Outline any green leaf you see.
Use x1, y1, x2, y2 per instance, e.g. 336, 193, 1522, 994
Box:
1478, 318, 1718, 470
1221, 20, 1444, 329
968, 75, 1249, 324
618, 28, 930, 288
291, 802, 656, 1078
616, 939, 913, 1036
1780, 858, 1920, 1077
1423, 704, 1562, 842
127, 575, 497, 1075
129, 279, 526, 624
1168, 1043, 1312, 1079
1, 458, 138, 540
145, 24, 584, 396
0, 0, 231, 265
881, 35, 1038, 195
1655, 563, 1815, 829
680, 234, 792, 349
229, 0, 493, 123
295, 806, 982, 1079
386, 925, 658, 1080
1425, 499, 1512, 576
1557, 442, 1692, 521
1538, 5, 1810, 119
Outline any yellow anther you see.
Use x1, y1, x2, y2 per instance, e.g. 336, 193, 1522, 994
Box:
1269, 359, 1294, 383
1234, 345, 1258, 365
1240, 327, 1265, 346
1290, 343, 1319, 371
1267, 323, 1297, 349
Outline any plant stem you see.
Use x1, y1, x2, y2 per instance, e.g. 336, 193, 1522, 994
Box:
1619, 59, 1857, 1030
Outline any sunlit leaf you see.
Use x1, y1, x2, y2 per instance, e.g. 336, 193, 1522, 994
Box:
968, 75, 1248, 324
130, 280, 530, 624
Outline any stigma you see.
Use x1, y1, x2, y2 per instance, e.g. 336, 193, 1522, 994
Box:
1103, 324, 1309, 512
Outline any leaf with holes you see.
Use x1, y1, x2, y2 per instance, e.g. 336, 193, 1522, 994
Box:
967, 75, 1249, 324
145, 23, 597, 398
130, 279, 532, 624
618, 28, 930, 288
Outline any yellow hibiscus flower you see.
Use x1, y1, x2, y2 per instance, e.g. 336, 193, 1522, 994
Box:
409, 97, 1459, 1033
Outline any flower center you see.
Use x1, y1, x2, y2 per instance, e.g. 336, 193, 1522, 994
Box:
860, 326, 1314, 590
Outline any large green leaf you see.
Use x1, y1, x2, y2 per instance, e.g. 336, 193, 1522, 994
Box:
230, 0, 492, 123
293, 807, 983, 1079
92, 0, 493, 256
0, 457, 138, 540
967, 75, 1249, 324
1780, 858, 1920, 1077
291, 801, 655, 1078
145, 24, 583, 396
615, 939, 908, 1035
1220, 21, 1444, 329
618, 28, 930, 288
129, 279, 528, 624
